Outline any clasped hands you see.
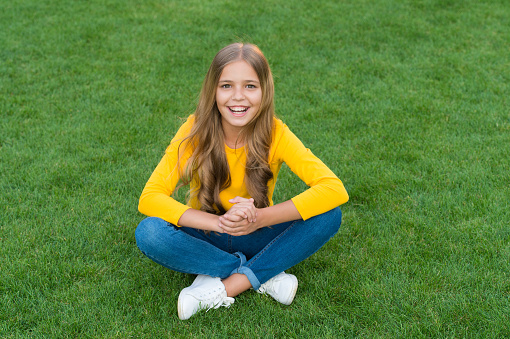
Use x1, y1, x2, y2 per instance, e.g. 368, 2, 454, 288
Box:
218, 196, 260, 236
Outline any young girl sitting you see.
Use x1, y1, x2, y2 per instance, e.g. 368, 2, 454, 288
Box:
135, 42, 349, 320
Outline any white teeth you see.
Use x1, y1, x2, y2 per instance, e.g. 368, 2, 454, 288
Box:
230, 107, 248, 112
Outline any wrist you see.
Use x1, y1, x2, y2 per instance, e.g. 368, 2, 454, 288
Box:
255, 207, 267, 229
211, 214, 223, 232
178, 208, 223, 232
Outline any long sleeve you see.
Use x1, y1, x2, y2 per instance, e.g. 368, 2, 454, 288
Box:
271, 121, 349, 220
138, 117, 194, 225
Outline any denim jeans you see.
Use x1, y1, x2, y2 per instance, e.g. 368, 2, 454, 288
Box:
135, 207, 342, 290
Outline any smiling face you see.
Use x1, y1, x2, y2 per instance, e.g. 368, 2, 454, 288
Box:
216, 60, 262, 142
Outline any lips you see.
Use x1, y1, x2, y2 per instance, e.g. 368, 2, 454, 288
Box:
228, 106, 249, 117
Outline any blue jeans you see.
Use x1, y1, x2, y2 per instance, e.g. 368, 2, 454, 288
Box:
135, 207, 342, 290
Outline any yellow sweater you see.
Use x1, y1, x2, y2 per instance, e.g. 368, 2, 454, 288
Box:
138, 115, 349, 225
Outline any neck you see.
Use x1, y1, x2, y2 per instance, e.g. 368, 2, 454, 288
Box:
223, 127, 244, 149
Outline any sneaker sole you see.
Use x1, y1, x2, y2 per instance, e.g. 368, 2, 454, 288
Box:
177, 292, 186, 320
178, 291, 195, 320
282, 274, 298, 305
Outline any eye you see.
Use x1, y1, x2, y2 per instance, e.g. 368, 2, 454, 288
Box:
220, 84, 231, 89
246, 84, 257, 89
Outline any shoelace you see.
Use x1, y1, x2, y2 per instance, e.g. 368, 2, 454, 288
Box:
201, 295, 234, 312
195, 287, 235, 311
259, 274, 286, 294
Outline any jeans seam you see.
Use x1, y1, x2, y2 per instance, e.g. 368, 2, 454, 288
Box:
245, 219, 298, 268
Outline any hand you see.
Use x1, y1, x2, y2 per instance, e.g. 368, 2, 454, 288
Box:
227, 197, 257, 222
218, 197, 259, 236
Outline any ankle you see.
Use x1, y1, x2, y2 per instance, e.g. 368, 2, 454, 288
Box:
222, 273, 252, 297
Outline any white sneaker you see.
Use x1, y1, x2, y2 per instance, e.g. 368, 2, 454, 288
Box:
257, 272, 298, 305
177, 275, 235, 320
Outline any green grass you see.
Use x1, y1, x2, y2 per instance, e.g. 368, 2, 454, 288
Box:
1, 0, 509, 337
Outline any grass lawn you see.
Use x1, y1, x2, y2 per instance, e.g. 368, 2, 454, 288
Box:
1, 0, 509, 337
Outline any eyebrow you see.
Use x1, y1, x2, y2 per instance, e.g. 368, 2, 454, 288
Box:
218, 79, 260, 83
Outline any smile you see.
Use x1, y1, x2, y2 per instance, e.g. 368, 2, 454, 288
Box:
228, 106, 249, 117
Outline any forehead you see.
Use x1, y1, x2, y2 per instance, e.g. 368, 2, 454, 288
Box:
219, 60, 259, 81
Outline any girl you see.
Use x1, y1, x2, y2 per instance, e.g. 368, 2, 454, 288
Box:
135, 43, 349, 320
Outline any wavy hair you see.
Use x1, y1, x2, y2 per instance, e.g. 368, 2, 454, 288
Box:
177, 43, 275, 214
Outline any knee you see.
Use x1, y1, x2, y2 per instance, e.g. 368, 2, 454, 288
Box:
314, 207, 343, 237
135, 217, 169, 253
329, 206, 343, 227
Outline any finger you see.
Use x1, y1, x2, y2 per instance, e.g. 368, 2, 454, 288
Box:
220, 218, 253, 233
228, 209, 248, 219
229, 196, 255, 204
240, 206, 257, 222
233, 208, 252, 221
224, 226, 254, 236
224, 227, 247, 236
219, 216, 249, 229
228, 196, 244, 204
219, 216, 237, 228
222, 213, 244, 222
220, 224, 242, 234
219, 218, 250, 231
227, 205, 253, 221
229, 203, 256, 221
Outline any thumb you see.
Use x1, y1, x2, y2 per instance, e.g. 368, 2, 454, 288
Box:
229, 196, 244, 204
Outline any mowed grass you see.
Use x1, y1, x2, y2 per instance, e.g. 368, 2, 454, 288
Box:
1, 0, 509, 337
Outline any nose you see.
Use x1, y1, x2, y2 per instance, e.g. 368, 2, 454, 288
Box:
232, 86, 245, 100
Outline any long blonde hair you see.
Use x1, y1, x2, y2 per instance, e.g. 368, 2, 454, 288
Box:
178, 43, 275, 214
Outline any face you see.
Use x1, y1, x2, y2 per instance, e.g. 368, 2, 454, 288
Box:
216, 60, 262, 137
